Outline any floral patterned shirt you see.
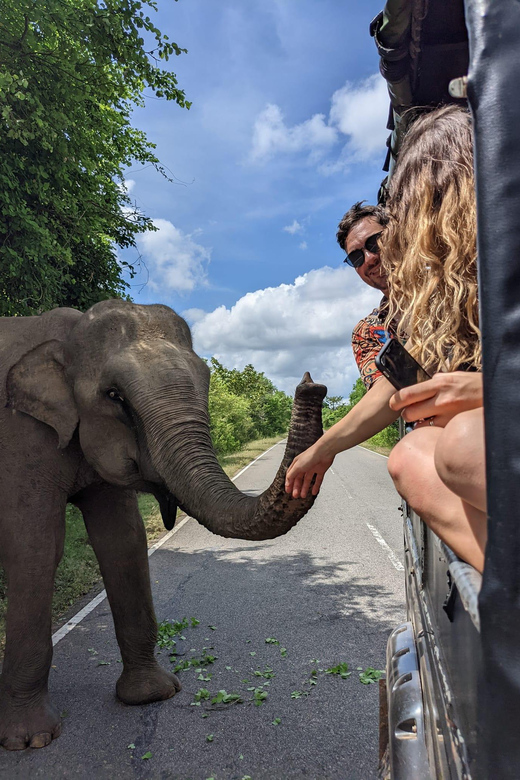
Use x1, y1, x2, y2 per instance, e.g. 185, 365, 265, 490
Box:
352, 297, 398, 390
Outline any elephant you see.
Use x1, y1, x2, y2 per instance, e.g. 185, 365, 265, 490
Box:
0, 299, 326, 750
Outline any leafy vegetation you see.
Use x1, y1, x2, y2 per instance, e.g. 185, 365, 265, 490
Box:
0, 0, 189, 316
325, 662, 351, 679
208, 359, 292, 455
323, 378, 399, 452
156, 616, 200, 651
210, 690, 242, 706
358, 666, 384, 685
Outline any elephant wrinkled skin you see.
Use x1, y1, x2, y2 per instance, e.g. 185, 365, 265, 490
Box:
0, 300, 326, 750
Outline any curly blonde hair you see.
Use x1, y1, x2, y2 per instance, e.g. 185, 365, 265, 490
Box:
380, 105, 481, 373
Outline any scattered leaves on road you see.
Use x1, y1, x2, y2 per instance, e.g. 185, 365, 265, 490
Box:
194, 688, 211, 703
211, 690, 242, 705
254, 666, 275, 679
252, 688, 268, 706
359, 667, 384, 685
325, 662, 351, 679
291, 690, 309, 699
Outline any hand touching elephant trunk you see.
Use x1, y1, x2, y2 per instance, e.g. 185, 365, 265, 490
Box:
131, 372, 326, 540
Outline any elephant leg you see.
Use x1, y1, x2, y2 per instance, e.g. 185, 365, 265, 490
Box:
0, 497, 66, 750
73, 484, 180, 705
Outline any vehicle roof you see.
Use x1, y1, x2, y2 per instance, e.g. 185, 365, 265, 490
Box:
372, 0, 469, 181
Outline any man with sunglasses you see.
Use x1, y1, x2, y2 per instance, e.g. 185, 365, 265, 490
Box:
284, 201, 399, 500
337, 201, 395, 389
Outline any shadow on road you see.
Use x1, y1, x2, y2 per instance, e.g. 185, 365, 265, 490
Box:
1, 537, 404, 780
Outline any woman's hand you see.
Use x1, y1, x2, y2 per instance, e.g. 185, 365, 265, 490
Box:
285, 374, 399, 499
285, 441, 335, 499
389, 371, 483, 428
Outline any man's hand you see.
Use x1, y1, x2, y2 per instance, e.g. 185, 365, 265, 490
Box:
285, 441, 335, 499
389, 372, 483, 428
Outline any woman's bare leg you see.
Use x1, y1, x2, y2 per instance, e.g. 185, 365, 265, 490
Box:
434, 408, 486, 511
388, 426, 486, 572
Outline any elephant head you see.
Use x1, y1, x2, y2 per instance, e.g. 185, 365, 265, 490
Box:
6, 300, 326, 540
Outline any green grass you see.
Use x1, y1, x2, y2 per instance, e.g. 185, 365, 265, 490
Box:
0, 436, 284, 653
359, 439, 392, 457
218, 436, 283, 479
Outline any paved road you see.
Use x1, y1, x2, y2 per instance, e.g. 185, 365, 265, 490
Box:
1, 442, 405, 780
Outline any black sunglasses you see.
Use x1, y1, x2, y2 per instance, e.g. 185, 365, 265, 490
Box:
344, 231, 382, 268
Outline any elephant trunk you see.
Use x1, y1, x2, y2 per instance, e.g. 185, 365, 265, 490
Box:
131, 373, 326, 540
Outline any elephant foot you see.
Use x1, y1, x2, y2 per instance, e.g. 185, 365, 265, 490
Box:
0, 694, 62, 750
116, 662, 181, 705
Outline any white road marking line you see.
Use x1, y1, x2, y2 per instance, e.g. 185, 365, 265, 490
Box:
357, 445, 389, 460
341, 482, 353, 499
366, 523, 404, 571
52, 591, 108, 646
231, 440, 284, 480
329, 467, 353, 499
52, 440, 286, 647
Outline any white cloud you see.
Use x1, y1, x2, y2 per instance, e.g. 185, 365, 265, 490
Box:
299, 241, 308, 250
283, 219, 303, 235
250, 103, 337, 162
136, 219, 211, 293
121, 179, 136, 194
182, 307, 207, 324
249, 74, 389, 167
329, 74, 389, 160
187, 266, 381, 396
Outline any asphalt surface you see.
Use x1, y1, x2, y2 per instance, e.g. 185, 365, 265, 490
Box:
1, 442, 405, 780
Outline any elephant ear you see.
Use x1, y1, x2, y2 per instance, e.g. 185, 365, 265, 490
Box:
6, 340, 78, 449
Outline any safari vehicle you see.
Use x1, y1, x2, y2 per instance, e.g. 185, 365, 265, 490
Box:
372, 2, 520, 778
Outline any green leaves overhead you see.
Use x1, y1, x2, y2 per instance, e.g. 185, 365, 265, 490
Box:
0, 0, 190, 316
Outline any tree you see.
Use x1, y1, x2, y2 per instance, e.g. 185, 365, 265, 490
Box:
347, 378, 367, 407
324, 395, 344, 411
209, 359, 293, 439
322, 375, 399, 449
208, 375, 255, 455
0, 0, 190, 316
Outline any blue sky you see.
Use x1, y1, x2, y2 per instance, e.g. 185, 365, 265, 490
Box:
122, 0, 389, 396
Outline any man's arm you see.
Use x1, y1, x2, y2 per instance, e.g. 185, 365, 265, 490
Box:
285, 376, 398, 499
351, 311, 387, 390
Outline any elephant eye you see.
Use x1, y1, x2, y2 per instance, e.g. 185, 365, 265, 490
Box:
107, 389, 124, 402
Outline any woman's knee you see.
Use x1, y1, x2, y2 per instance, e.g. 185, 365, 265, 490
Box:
387, 438, 409, 485
434, 409, 485, 495
387, 428, 440, 498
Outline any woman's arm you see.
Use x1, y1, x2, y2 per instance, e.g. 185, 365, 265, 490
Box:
285, 376, 398, 499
